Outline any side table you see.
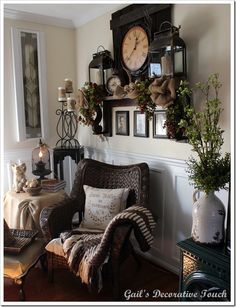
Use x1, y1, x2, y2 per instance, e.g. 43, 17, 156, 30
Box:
177, 238, 230, 301
53, 146, 84, 180
4, 189, 67, 236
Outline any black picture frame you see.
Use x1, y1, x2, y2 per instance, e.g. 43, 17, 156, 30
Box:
133, 111, 149, 137
115, 111, 129, 135
153, 110, 168, 138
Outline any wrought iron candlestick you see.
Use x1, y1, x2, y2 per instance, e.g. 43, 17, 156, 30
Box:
56, 80, 80, 148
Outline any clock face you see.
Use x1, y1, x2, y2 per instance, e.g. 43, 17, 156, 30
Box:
106, 75, 122, 94
121, 25, 149, 73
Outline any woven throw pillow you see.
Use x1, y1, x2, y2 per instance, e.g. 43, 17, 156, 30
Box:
81, 185, 129, 230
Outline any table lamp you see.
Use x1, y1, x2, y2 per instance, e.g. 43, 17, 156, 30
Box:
32, 139, 51, 181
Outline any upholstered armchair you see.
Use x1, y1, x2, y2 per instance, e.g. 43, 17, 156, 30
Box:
40, 158, 152, 299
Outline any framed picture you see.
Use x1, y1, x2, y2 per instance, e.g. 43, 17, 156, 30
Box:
133, 111, 149, 137
11, 28, 48, 142
153, 110, 168, 138
115, 111, 129, 135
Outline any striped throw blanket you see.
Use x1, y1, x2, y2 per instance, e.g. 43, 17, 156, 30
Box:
60, 205, 156, 291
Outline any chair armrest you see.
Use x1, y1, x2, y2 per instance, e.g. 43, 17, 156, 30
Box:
40, 197, 80, 241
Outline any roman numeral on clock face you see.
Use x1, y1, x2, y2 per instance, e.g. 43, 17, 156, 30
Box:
121, 25, 149, 72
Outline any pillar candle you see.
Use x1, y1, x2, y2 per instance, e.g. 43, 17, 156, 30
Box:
67, 97, 76, 112
161, 54, 172, 76
64, 78, 73, 93
58, 87, 67, 102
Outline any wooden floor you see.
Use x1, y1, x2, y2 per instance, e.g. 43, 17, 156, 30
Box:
4, 255, 179, 302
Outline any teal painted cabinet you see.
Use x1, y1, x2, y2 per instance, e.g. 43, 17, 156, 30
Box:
177, 238, 230, 301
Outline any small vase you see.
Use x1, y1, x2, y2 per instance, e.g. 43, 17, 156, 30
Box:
191, 190, 225, 245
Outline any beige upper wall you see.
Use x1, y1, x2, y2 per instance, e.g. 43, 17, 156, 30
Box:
4, 18, 76, 150
76, 3, 231, 161
4, 3, 231, 161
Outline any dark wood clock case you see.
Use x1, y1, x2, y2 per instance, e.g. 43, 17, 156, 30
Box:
110, 4, 172, 84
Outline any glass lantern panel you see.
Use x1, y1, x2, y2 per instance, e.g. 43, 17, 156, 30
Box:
149, 62, 162, 78
103, 68, 113, 84
149, 46, 173, 77
161, 46, 173, 76
149, 50, 162, 77
32, 146, 51, 171
89, 68, 102, 85
174, 46, 184, 74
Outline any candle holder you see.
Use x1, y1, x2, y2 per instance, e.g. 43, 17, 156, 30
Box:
32, 139, 51, 181
56, 79, 80, 148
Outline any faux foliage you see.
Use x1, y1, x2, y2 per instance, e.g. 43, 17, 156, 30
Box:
164, 80, 191, 139
135, 78, 156, 119
179, 73, 230, 194
77, 82, 103, 126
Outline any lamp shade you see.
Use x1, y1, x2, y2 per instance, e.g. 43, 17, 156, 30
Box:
89, 46, 114, 92
148, 22, 186, 78
32, 139, 51, 181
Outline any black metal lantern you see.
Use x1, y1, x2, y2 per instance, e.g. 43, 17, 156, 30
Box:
148, 21, 186, 78
89, 45, 114, 92
32, 139, 51, 181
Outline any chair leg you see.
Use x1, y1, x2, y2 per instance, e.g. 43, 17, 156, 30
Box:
131, 249, 141, 269
15, 278, 25, 301
111, 263, 120, 300
39, 253, 48, 272
47, 252, 54, 283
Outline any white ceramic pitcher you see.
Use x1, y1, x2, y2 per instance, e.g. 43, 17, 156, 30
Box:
191, 190, 225, 245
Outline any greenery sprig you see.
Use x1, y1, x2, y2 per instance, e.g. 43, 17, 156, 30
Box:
164, 80, 191, 139
135, 78, 156, 119
179, 73, 230, 194
77, 82, 103, 126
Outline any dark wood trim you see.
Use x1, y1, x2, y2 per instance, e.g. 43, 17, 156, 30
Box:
110, 4, 171, 29
101, 98, 136, 137
53, 147, 84, 180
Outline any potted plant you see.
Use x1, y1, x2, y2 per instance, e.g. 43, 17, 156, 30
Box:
179, 73, 230, 245
77, 82, 104, 133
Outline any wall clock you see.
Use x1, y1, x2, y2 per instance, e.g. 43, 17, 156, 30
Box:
121, 25, 149, 77
110, 4, 172, 83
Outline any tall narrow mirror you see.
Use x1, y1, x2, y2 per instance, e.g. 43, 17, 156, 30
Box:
11, 28, 48, 141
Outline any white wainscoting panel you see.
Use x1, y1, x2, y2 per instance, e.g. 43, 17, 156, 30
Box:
170, 173, 193, 263
149, 168, 166, 254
